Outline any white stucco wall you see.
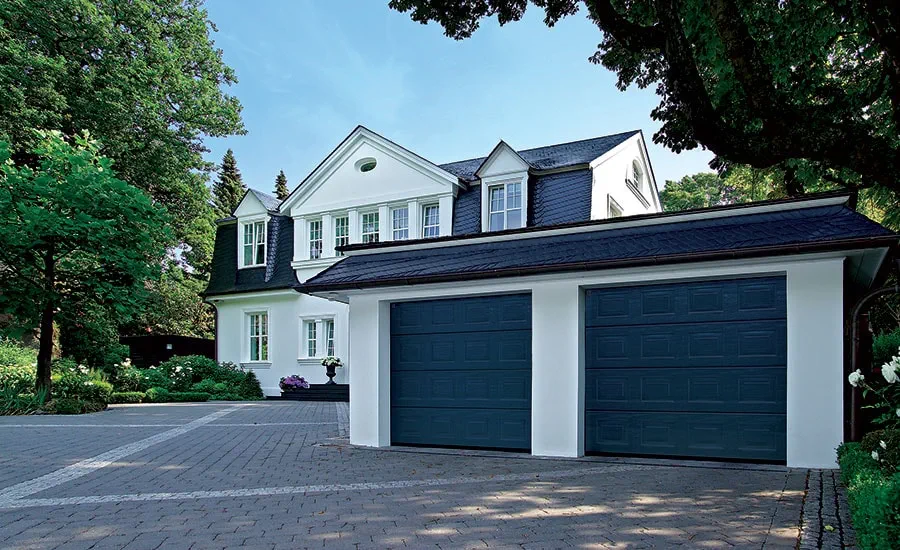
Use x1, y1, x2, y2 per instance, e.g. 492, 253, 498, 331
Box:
211, 290, 349, 396
344, 253, 849, 468
590, 135, 661, 219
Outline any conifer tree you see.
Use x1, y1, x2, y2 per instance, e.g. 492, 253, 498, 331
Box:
212, 149, 246, 217
274, 170, 289, 201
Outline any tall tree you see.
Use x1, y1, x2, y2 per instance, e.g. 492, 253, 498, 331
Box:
0, 0, 245, 270
389, 0, 900, 197
0, 132, 172, 394
274, 170, 289, 201
212, 149, 246, 218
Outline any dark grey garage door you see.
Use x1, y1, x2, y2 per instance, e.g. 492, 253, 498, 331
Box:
390, 294, 532, 450
585, 276, 787, 462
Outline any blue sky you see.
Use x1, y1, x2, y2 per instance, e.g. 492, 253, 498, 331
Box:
203, 1, 713, 195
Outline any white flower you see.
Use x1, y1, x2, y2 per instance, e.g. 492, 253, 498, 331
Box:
880, 440, 888, 450
175, 366, 182, 373
882, 358, 900, 384
897, 407, 900, 418
848, 370, 865, 387
872, 450, 880, 461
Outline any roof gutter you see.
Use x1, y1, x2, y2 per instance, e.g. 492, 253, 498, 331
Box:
302, 235, 898, 294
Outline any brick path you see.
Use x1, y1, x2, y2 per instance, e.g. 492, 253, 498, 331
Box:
0, 402, 854, 549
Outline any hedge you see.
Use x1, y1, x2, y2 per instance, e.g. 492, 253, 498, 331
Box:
143, 387, 209, 403
110, 391, 145, 404
838, 442, 900, 549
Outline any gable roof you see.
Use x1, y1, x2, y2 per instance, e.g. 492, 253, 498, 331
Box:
248, 189, 281, 212
473, 140, 531, 177
302, 195, 896, 292
440, 130, 640, 182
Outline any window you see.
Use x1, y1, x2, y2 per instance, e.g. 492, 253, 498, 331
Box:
488, 181, 522, 231
391, 207, 409, 240
241, 221, 266, 267
247, 312, 268, 362
422, 204, 440, 238
629, 159, 645, 191
308, 220, 322, 259
362, 212, 379, 243
334, 216, 349, 255
325, 319, 335, 357
306, 321, 317, 358
607, 196, 623, 218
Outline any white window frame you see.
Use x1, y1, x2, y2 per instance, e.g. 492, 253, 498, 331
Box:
334, 215, 349, 255
607, 195, 624, 218
391, 207, 409, 240
305, 320, 317, 358
422, 204, 440, 238
308, 219, 323, 259
325, 319, 335, 357
486, 180, 523, 232
299, 316, 336, 360
625, 156, 651, 208
361, 211, 379, 243
243, 309, 270, 364
238, 216, 267, 269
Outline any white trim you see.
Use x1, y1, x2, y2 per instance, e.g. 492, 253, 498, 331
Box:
607, 195, 623, 218
474, 141, 530, 178
480, 173, 529, 233
205, 289, 297, 302
237, 217, 269, 269
280, 126, 462, 213
242, 308, 271, 363
344, 195, 850, 257
298, 314, 337, 361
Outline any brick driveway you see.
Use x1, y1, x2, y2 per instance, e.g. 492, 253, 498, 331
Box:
0, 402, 852, 549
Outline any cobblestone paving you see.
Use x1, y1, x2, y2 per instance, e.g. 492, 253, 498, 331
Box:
0, 402, 854, 549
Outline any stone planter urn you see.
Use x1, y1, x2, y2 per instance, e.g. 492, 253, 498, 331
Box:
321, 356, 343, 385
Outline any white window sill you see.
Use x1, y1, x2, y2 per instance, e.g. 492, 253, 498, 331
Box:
290, 257, 342, 270
238, 264, 266, 270
241, 362, 272, 369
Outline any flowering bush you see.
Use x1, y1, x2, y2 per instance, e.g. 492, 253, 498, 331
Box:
51, 362, 113, 403
280, 375, 310, 391
0, 365, 36, 393
321, 356, 343, 368
848, 345, 900, 429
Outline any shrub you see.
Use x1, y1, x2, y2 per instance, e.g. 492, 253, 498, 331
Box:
114, 365, 145, 392
0, 338, 36, 368
168, 391, 210, 402
44, 397, 106, 415
838, 442, 900, 549
143, 387, 171, 403
874, 328, 900, 370
156, 355, 217, 391
861, 429, 900, 473
138, 368, 172, 391
239, 371, 264, 399
110, 391, 145, 404
52, 364, 113, 403
190, 379, 228, 395
209, 392, 244, 401
0, 386, 47, 415
0, 365, 36, 393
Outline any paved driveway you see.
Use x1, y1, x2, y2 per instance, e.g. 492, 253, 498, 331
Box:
0, 402, 851, 549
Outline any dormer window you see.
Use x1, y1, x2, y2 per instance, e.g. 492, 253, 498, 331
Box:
240, 220, 266, 268
488, 182, 522, 231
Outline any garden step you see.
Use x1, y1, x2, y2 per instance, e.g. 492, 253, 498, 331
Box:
269, 384, 349, 402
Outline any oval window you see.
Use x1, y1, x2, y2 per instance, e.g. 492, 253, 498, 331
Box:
355, 157, 377, 173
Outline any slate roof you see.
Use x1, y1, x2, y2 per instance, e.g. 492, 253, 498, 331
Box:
303, 202, 896, 292
204, 215, 299, 296
438, 131, 639, 182
248, 189, 281, 212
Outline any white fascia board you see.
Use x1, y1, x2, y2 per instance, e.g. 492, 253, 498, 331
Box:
340, 195, 850, 257
588, 133, 641, 170
205, 289, 298, 303
635, 132, 662, 211
280, 126, 462, 214
233, 190, 267, 218
475, 141, 531, 178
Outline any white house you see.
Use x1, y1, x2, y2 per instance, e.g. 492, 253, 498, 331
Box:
206, 125, 896, 469
204, 126, 660, 393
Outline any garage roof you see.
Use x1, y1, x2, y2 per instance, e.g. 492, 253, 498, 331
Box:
302, 195, 896, 293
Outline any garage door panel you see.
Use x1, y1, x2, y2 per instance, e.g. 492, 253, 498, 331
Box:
392, 369, 531, 409
391, 330, 531, 372
585, 320, 786, 368
391, 294, 531, 335
585, 367, 786, 413
392, 408, 531, 450
585, 277, 786, 327
585, 411, 786, 461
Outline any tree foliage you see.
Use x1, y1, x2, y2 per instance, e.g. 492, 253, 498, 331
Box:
212, 148, 245, 218
0, 132, 173, 393
274, 170, 289, 201
389, 0, 900, 198
0, 0, 245, 269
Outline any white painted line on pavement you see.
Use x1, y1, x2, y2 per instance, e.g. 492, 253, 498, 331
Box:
0, 464, 646, 510
0, 406, 243, 506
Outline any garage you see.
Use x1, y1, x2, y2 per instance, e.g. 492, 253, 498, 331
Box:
389, 294, 532, 450
585, 276, 787, 462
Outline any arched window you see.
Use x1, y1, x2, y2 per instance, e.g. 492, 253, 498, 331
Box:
631, 159, 644, 191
